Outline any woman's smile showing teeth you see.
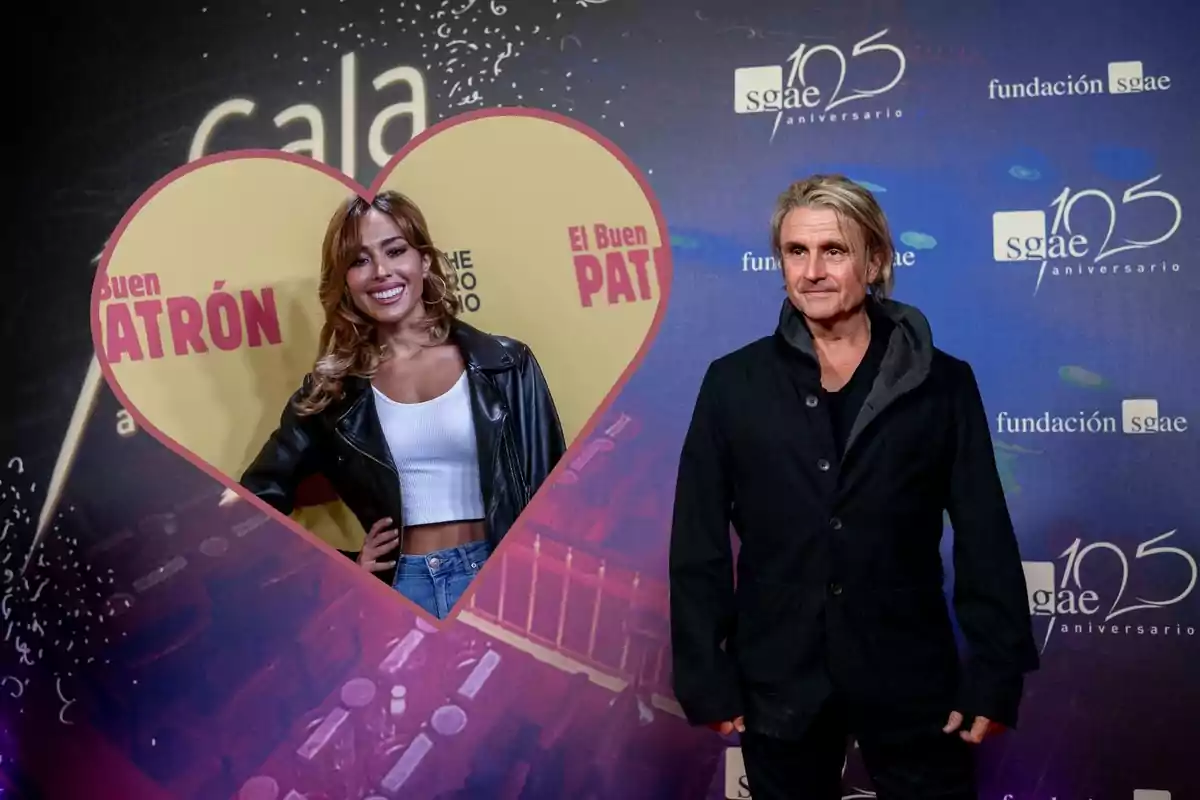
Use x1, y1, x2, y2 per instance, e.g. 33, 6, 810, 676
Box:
371, 285, 405, 304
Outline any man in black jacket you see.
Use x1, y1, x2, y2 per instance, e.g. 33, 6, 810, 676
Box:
669, 175, 1039, 799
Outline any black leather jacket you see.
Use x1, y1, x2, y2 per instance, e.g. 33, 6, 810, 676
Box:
239, 319, 566, 585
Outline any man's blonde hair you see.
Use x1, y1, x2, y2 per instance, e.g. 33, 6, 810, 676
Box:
770, 174, 896, 299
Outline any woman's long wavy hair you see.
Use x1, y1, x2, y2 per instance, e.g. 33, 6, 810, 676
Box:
294, 191, 461, 416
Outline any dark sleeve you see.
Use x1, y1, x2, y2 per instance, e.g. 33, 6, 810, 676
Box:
668, 363, 742, 725
515, 345, 567, 498
946, 361, 1040, 728
239, 381, 324, 516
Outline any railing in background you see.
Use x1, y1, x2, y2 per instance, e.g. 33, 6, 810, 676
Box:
463, 531, 677, 708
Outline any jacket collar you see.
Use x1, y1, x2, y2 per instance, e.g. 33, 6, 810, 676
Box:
337, 317, 515, 401
776, 295, 935, 455
776, 295, 933, 365
449, 318, 517, 372
331, 317, 514, 458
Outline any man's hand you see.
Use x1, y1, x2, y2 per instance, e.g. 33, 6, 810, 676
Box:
707, 716, 745, 736
357, 518, 400, 573
943, 711, 1004, 744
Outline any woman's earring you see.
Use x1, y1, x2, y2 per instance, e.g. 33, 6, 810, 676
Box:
423, 273, 450, 304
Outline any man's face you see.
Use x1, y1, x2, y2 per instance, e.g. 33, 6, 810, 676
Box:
779, 206, 879, 324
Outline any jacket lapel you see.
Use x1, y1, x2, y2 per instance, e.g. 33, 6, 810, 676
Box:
329, 321, 521, 516
844, 299, 933, 456
452, 320, 519, 515
770, 332, 834, 468
334, 377, 397, 474
774, 297, 935, 459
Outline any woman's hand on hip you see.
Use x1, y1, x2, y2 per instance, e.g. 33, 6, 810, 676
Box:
357, 517, 400, 572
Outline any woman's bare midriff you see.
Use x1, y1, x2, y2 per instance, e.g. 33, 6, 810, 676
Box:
402, 519, 487, 554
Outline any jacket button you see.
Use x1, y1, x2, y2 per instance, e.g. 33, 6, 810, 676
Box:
817, 458, 831, 472
830, 517, 843, 530
829, 583, 843, 596
805, 394, 819, 408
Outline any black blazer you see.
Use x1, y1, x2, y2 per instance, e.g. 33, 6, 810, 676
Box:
669, 298, 1039, 740
239, 319, 567, 586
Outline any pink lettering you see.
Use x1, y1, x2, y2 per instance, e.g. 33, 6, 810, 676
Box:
625, 249, 653, 300
605, 251, 636, 304
241, 288, 282, 347
166, 296, 208, 355
573, 254, 603, 308
132, 300, 165, 359
104, 303, 144, 363
206, 281, 243, 351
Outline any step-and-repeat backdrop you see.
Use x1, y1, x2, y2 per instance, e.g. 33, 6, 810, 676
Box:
5, 1, 1196, 798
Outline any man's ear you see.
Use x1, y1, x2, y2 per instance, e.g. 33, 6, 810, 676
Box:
866, 251, 883, 285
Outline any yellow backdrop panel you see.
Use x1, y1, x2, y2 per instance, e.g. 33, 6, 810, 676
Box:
95, 112, 665, 551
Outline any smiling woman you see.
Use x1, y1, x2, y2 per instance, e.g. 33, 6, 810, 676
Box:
237, 191, 567, 619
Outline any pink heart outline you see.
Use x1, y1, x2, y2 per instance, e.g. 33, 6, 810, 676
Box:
89, 107, 674, 628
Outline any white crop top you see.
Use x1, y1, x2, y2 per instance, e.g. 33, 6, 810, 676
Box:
371, 372, 486, 527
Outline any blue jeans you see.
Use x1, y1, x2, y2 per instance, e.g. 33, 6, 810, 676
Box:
392, 540, 492, 619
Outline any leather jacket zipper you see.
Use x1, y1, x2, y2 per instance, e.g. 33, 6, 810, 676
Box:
504, 432, 530, 504
487, 411, 508, 520
336, 430, 405, 556
468, 364, 510, 526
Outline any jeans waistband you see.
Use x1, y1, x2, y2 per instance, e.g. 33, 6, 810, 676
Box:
396, 540, 491, 576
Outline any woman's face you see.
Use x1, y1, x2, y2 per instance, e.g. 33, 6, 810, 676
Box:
345, 209, 431, 326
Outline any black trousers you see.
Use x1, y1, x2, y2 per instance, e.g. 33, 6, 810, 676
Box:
741, 696, 977, 800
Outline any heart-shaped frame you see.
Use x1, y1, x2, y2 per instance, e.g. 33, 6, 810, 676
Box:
90, 107, 673, 626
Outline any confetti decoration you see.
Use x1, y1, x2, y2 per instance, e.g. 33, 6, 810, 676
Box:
0, 468, 119, 726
